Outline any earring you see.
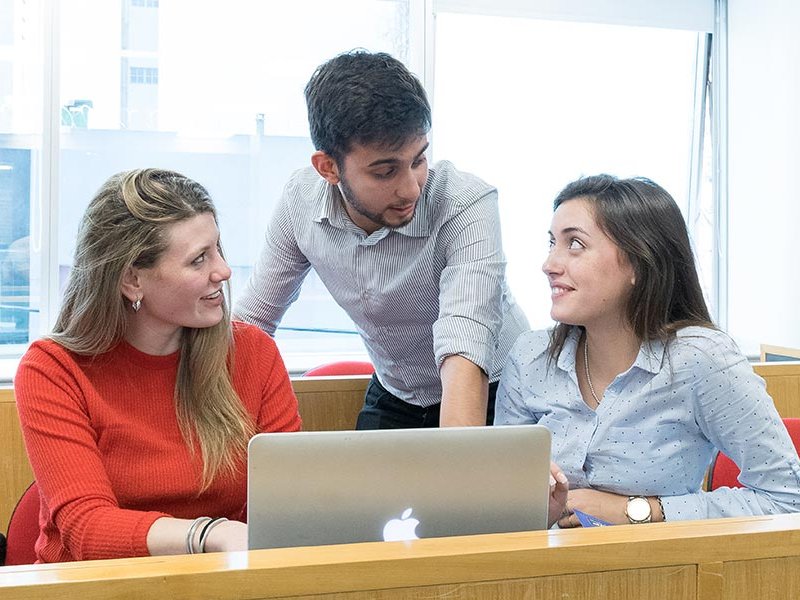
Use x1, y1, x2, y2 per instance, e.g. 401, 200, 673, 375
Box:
132, 297, 142, 312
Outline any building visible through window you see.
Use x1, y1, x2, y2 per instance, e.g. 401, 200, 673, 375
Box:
130, 66, 158, 85
0, 149, 32, 346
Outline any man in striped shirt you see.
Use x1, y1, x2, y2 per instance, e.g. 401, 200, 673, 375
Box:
236, 50, 529, 429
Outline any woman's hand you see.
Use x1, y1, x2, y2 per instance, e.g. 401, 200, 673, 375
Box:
557, 489, 663, 527
548, 461, 570, 527
148, 517, 247, 555
203, 519, 248, 553
557, 488, 630, 528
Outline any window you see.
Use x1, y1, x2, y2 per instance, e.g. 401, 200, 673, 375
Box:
1, 0, 728, 380
0, 149, 32, 345
726, 0, 800, 356
430, 8, 714, 331
56, 0, 413, 371
0, 0, 42, 372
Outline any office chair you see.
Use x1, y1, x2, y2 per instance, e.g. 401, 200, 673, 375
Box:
4, 481, 40, 565
706, 418, 800, 490
303, 361, 375, 377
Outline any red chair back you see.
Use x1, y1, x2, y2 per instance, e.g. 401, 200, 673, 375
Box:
707, 418, 800, 491
303, 361, 375, 377
5, 482, 41, 565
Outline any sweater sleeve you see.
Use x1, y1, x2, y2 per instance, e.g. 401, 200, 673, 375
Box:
252, 329, 302, 433
231, 325, 301, 523
15, 342, 169, 561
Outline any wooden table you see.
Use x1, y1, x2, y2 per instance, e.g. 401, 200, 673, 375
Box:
3, 514, 800, 599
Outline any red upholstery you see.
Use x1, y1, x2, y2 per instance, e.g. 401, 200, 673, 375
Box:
303, 361, 375, 377
5, 481, 41, 565
706, 418, 800, 491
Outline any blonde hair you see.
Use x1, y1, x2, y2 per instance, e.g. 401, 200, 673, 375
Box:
51, 168, 255, 489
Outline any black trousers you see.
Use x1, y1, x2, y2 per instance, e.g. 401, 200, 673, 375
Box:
355, 374, 499, 429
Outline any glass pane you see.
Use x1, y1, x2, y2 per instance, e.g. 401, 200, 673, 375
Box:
59, 0, 411, 369
726, 1, 800, 356
432, 12, 703, 330
0, 0, 42, 357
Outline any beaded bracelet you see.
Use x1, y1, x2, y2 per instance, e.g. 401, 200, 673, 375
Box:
198, 517, 230, 553
656, 496, 667, 522
186, 516, 212, 554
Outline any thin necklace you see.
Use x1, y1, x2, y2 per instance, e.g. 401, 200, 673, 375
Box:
584, 338, 601, 405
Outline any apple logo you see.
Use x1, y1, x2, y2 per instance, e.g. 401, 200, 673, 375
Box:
382, 508, 420, 542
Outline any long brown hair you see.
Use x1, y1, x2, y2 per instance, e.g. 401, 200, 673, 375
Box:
547, 175, 714, 363
51, 168, 254, 489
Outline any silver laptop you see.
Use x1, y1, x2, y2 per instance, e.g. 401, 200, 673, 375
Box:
247, 424, 551, 550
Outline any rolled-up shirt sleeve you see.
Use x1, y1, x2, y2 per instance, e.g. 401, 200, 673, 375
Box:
432, 190, 505, 374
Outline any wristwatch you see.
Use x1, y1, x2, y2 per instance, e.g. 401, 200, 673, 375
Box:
625, 496, 652, 524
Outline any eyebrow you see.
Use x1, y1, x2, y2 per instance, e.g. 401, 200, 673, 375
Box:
367, 142, 430, 168
548, 226, 592, 237
186, 235, 220, 257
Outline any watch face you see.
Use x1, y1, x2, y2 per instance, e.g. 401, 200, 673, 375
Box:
627, 497, 651, 522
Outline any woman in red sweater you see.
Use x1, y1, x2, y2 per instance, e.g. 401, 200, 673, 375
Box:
15, 168, 302, 562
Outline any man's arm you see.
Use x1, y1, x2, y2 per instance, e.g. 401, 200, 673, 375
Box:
234, 180, 312, 334
433, 186, 506, 425
439, 355, 489, 426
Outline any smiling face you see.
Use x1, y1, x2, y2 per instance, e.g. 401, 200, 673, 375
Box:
124, 212, 231, 352
543, 197, 635, 331
334, 135, 429, 234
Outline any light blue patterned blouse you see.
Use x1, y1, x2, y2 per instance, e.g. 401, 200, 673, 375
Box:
495, 326, 800, 520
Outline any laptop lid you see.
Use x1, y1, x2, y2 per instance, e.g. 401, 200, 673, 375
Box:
247, 424, 551, 550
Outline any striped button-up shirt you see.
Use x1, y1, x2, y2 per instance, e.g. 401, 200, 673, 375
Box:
236, 161, 529, 407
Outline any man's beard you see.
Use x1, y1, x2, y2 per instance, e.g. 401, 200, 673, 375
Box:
338, 176, 417, 230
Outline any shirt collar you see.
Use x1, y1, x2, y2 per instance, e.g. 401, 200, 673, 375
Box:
556, 327, 667, 376
556, 328, 582, 373
634, 338, 667, 374
314, 182, 345, 226
313, 180, 432, 238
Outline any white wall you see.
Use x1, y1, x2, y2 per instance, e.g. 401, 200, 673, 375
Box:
728, 0, 800, 354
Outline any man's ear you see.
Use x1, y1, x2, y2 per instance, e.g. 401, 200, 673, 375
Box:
120, 266, 142, 303
311, 151, 341, 185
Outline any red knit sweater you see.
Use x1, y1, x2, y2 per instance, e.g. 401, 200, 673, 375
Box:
14, 322, 301, 563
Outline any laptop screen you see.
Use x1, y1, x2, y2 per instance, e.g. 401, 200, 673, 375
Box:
247, 424, 551, 549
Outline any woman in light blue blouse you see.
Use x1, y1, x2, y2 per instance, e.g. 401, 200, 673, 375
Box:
496, 175, 800, 526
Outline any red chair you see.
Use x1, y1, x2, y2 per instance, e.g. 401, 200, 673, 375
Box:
303, 361, 375, 377
706, 418, 800, 490
4, 481, 41, 565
